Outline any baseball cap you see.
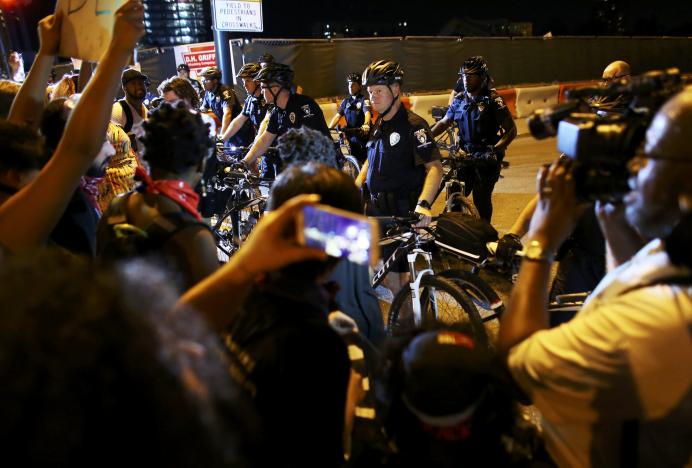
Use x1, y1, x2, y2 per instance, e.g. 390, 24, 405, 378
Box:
400, 330, 510, 423
177, 63, 190, 72
122, 68, 149, 85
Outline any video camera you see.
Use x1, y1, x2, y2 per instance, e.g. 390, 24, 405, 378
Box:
528, 68, 683, 202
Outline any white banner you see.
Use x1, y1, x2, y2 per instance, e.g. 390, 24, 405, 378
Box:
212, 0, 263, 32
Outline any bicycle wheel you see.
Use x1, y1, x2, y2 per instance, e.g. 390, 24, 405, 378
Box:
387, 275, 489, 348
438, 269, 504, 343
341, 155, 360, 181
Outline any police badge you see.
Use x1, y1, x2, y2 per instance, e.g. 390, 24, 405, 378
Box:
390, 132, 400, 146
414, 129, 428, 145
289, 112, 296, 124
356, 102, 362, 109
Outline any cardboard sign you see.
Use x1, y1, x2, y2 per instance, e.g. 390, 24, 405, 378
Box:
56, 0, 123, 62
173, 42, 216, 79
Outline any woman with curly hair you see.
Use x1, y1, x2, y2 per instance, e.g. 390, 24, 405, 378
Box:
97, 102, 218, 290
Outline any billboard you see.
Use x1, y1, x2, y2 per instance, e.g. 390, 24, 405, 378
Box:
173, 42, 216, 79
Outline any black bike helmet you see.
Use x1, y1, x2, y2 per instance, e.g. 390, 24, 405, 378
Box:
362, 60, 404, 87
255, 62, 294, 88
459, 56, 489, 76
258, 52, 275, 64
236, 62, 262, 79
199, 66, 222, 80
346, 72, 362, 84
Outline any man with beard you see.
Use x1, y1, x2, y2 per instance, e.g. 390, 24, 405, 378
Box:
498, 90, 692, 467
111, 68, 149, 155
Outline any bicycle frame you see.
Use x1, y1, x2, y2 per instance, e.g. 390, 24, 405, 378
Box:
371, 229, 436, 327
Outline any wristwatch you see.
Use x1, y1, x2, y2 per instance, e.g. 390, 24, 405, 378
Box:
416, 199, 431, 210
523, 239, 554, 263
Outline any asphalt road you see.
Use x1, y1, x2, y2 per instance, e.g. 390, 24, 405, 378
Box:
489, 134, 559, 233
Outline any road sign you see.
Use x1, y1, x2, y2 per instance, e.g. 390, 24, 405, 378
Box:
212, 0, 263, 32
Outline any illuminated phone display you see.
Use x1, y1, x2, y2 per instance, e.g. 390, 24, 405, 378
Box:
297, 204, 379, 266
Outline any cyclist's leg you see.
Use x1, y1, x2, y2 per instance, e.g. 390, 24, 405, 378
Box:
471, 163, 500, 222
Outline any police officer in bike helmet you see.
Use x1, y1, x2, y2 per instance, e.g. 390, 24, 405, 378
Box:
431, 56, 517, 222
241, 62, 331, 179
220, 62, 268, 146
356, 59, 443, 295
198, 66, 253, 217
175, 63, 204, 98
329, 72, 372, 164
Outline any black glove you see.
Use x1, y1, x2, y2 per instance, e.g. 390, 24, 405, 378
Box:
497, 233, 523, 265
230, 160, 248, 172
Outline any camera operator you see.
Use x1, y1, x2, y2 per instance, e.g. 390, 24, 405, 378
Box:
498, 89, 692, 467
498, 61, 637, 304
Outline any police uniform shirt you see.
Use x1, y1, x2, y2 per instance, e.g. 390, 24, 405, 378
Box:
266, 93, 330, 138
241, 93, 268, 129
446, 89, 512, 149
337, 93, 369, 129
366, 104, 440, 195
201, 84, 239, 122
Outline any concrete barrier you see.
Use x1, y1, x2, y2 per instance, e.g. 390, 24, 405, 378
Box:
515, 84, 560, 118
408, 93, 451, 125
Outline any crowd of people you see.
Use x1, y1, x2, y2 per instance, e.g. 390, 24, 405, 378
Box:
0, 1, 690, 466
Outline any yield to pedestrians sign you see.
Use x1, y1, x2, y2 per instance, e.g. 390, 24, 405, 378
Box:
212, 0, 263, 32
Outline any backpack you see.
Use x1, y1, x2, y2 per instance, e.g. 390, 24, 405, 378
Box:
97, 192, 209, 263
434, 212, 498, 261
117, 99, 134, 134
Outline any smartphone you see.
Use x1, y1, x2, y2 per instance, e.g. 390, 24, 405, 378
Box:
296, 204, 379, 266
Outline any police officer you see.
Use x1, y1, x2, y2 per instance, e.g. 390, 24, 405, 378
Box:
241, 62, 331, 178
355, 60, 443, 294
176, 63, 204, 98
329, 72, 371, 164
220, 62, 268, 144
197, 66, 252, 217
431, 56, 517, 222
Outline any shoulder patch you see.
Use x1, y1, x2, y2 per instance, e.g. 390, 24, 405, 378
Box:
414, 128, 429, 145
222, 89, 232, 100
494, 96, 506, 109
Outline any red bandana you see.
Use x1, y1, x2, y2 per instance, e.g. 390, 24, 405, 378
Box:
135, 166, 202, 220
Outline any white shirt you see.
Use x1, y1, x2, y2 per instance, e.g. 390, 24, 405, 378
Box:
111, 100, 148, 154
509, 239, 692, 468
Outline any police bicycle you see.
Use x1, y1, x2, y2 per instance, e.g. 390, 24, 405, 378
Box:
211, 145, 274, 261
330, 128, 361, 181
373, 214, 491, 349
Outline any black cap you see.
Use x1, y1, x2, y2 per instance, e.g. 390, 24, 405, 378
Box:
401, 330, 507, 421
177, 63, 190, 72
122, 68, 148, 85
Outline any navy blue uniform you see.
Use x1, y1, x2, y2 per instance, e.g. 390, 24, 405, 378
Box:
262, 93, 330, 178
241, 92, 268, 130
199, 85, 253, 217
337, 93, 369, 163
446, 89, 512, 221
365, 105, 440, 272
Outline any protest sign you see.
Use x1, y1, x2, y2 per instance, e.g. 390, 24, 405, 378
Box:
56, 0, 122, 62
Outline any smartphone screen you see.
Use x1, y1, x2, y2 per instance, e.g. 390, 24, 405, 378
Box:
297, 204, 379, 266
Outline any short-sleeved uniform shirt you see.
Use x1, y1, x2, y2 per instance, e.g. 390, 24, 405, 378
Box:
266, 93, 330, 139
241, 93, 268, 129
337, 93, 369, 129
201, 84, 239, 122
446, 89, 512, 151
202, 85, 253, 147
365, 104, 440, 197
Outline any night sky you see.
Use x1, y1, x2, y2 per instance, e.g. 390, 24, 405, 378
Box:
5, 0, 692, 53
